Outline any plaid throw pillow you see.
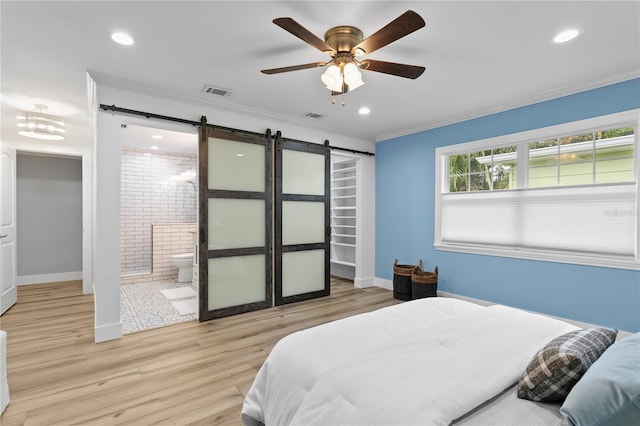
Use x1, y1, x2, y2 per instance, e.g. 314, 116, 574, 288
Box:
517, 328, 617, 402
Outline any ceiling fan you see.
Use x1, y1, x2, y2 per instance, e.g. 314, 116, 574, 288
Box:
261, 10, 426, 103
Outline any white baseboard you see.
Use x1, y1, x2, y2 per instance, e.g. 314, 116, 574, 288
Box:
437, 290, 494, 307
16, 271, 83, 286
353, 276, 376, 288
94, 321, 122, 343
374, 277, 393, 291
373, 281, 630, 336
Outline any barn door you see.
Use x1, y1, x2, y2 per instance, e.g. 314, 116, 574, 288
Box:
198, 126, 272, 320
274, 133, 330, 305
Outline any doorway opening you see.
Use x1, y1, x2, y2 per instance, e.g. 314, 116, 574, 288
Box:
16, 152, 83, 283
119, 123, 199, 334
330, 153, 358, 280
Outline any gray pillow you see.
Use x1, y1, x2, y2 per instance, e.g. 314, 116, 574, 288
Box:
560, 333, 640, 426
517, 328, 617, 402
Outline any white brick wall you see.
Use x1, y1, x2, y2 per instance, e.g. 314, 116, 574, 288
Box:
120, 148, 197, 275
151, 223, 196, 282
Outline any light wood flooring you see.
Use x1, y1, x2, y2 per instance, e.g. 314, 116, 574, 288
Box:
0, 278, 400, 425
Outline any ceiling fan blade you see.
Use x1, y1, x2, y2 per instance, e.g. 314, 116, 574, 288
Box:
354, 10, 425, 55
261, 62, 326, 74
362, 59, 425, 79
273, 17, 335, 54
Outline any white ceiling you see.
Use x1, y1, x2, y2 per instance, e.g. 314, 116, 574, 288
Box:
2, 1, 639, 153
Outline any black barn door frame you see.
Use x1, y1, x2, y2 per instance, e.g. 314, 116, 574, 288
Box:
274, 132, 331, 306
198, 123, 273, 321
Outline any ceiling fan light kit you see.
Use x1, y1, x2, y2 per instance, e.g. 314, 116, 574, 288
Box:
262, 10, 426, 105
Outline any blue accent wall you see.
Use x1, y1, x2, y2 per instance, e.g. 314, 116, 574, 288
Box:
376, 78, 640, 332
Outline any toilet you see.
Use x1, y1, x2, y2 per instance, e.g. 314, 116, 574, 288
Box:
170, 253, 194, 283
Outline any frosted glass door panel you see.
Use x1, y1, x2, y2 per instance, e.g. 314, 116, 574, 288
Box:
208, 198, 265, 249
208, 255, 266, 309
208, 137, 265, 191
282, 150, 325, 195
282, 250, 325, 297
282, 201, 324, 245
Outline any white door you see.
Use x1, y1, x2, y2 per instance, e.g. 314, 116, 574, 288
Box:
1, 146, 17, 315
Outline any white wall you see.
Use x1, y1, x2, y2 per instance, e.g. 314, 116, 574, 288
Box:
16, 153, 83, 284
93, 81, 376, 342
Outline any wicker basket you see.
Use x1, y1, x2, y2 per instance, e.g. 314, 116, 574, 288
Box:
393, 259, 423, 301
411, 265, 438, 299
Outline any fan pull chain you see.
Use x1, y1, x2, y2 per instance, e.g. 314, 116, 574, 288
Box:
330, 94, 347, 106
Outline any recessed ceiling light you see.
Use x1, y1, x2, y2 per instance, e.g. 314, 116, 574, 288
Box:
236, 153, 245, 157
358, 107, 371, 115
150, 145, 160, 150
553, 29, 579, 43
151, 134, 163, 139
111, 32, 134, 46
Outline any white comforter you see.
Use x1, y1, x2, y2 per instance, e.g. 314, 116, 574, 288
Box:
241, 297, 577, 426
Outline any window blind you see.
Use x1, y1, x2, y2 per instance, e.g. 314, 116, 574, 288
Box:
440, 183, 636, 257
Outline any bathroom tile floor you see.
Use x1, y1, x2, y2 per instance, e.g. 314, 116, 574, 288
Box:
120, 280, 197, 334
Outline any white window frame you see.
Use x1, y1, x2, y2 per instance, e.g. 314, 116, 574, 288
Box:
434, 109, 640, 270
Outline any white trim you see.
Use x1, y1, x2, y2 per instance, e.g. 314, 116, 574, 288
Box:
434, 109, 640, 270
94, 321, 122, 343
378, 72, 640, 142
435, 110, 639, 156
353, 276, 376, 288
90, 70, 370, 142
374, 277, 394, 291
16, 271, 83, 286
434, 244, 639, 271
437, 291, 632, 337
368, 281, 633, 335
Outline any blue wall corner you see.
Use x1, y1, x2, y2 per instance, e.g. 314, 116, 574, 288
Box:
375, 78, 640, 332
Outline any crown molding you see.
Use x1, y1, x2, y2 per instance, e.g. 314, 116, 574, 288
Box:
88, 70, 372, 143
376, 70, 640, 143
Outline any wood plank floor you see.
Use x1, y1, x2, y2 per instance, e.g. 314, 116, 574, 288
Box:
0, 278, 400, 425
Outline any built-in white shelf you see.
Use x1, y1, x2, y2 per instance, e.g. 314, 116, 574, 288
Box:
331, 242, 356, 248
331, 259, 356, 267
331, 176, 356, 182
332, 166, 356, 174
330, 156, 357, 278
332, 233, 355, 239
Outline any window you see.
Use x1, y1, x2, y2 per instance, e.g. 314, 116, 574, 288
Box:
434, 110, 639, 270
449, 145, 518, 192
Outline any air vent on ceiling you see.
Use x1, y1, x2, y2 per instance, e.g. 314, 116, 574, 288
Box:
202, 85, 232, 97
302, 111, 326, 119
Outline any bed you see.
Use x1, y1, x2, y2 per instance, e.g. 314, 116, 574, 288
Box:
241, 297, 638, 426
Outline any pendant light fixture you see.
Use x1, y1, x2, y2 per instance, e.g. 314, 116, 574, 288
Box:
16, 104, 66, 140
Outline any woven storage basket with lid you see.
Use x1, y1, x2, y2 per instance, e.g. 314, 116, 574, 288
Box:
393, 259, 422, 301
